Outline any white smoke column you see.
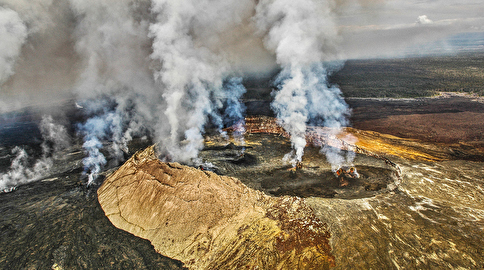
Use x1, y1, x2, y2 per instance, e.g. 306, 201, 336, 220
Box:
78, 114, 107, 186
39, 115, 71, 155
0, 115, 70, 192
272, 66, 309, 166
223, 77, 247, 146
254, 0, 351, 168
68, 0, 161, 183
305, 63, 353, 170
149, 0, 253, 163
32, 115, 71, 175
77, 110, 127, 186
0, 147, 31, 192
150, 0, 221, 163
80, 136, 105, 186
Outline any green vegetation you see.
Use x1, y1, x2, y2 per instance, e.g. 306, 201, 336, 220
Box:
330, 52, 484, 98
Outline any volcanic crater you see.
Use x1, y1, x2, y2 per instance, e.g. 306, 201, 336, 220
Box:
96, 115, 404, 269
199, 116, 401, 200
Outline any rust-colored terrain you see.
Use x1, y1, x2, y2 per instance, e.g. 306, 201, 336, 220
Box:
347, 93, 484, 161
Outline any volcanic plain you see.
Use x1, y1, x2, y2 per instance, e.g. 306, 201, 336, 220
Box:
1, 52, 484, 269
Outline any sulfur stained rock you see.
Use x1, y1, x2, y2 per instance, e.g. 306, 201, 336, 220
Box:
97, 145, 334, 269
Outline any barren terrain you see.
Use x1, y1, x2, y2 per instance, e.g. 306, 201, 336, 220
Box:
347, 93, 484, 160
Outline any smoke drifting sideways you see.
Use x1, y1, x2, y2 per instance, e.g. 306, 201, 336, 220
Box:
0, 0, 354, 188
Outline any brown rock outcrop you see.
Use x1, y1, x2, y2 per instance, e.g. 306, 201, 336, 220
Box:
97, 145, 334, 269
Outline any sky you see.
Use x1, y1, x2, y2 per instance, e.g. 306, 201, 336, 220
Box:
337, 0, 484, 58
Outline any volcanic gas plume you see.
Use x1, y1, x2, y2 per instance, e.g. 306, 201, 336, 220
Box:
0, 115, 70, 192
0, 0, 353, 188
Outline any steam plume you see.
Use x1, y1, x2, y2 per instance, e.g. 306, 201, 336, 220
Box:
149, 0, 221, 163
149, 0, 253, 163
0, 115, 71, 192
68, 0, 159, 184
77, 110, 124, 185
254, 0, 351, 168
40, 115, 71, 156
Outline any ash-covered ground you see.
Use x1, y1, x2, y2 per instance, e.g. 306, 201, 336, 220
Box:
1, 68, 484, 269
0, 107, 186, 269
1, 94, 483, 269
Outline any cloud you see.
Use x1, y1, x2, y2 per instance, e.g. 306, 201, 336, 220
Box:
337, 0, 484, 58
416, 15, 433, 25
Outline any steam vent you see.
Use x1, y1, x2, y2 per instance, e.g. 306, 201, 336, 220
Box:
98, 116, 418, 269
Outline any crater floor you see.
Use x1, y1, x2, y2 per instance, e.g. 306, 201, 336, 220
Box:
200, 133, 399, 200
